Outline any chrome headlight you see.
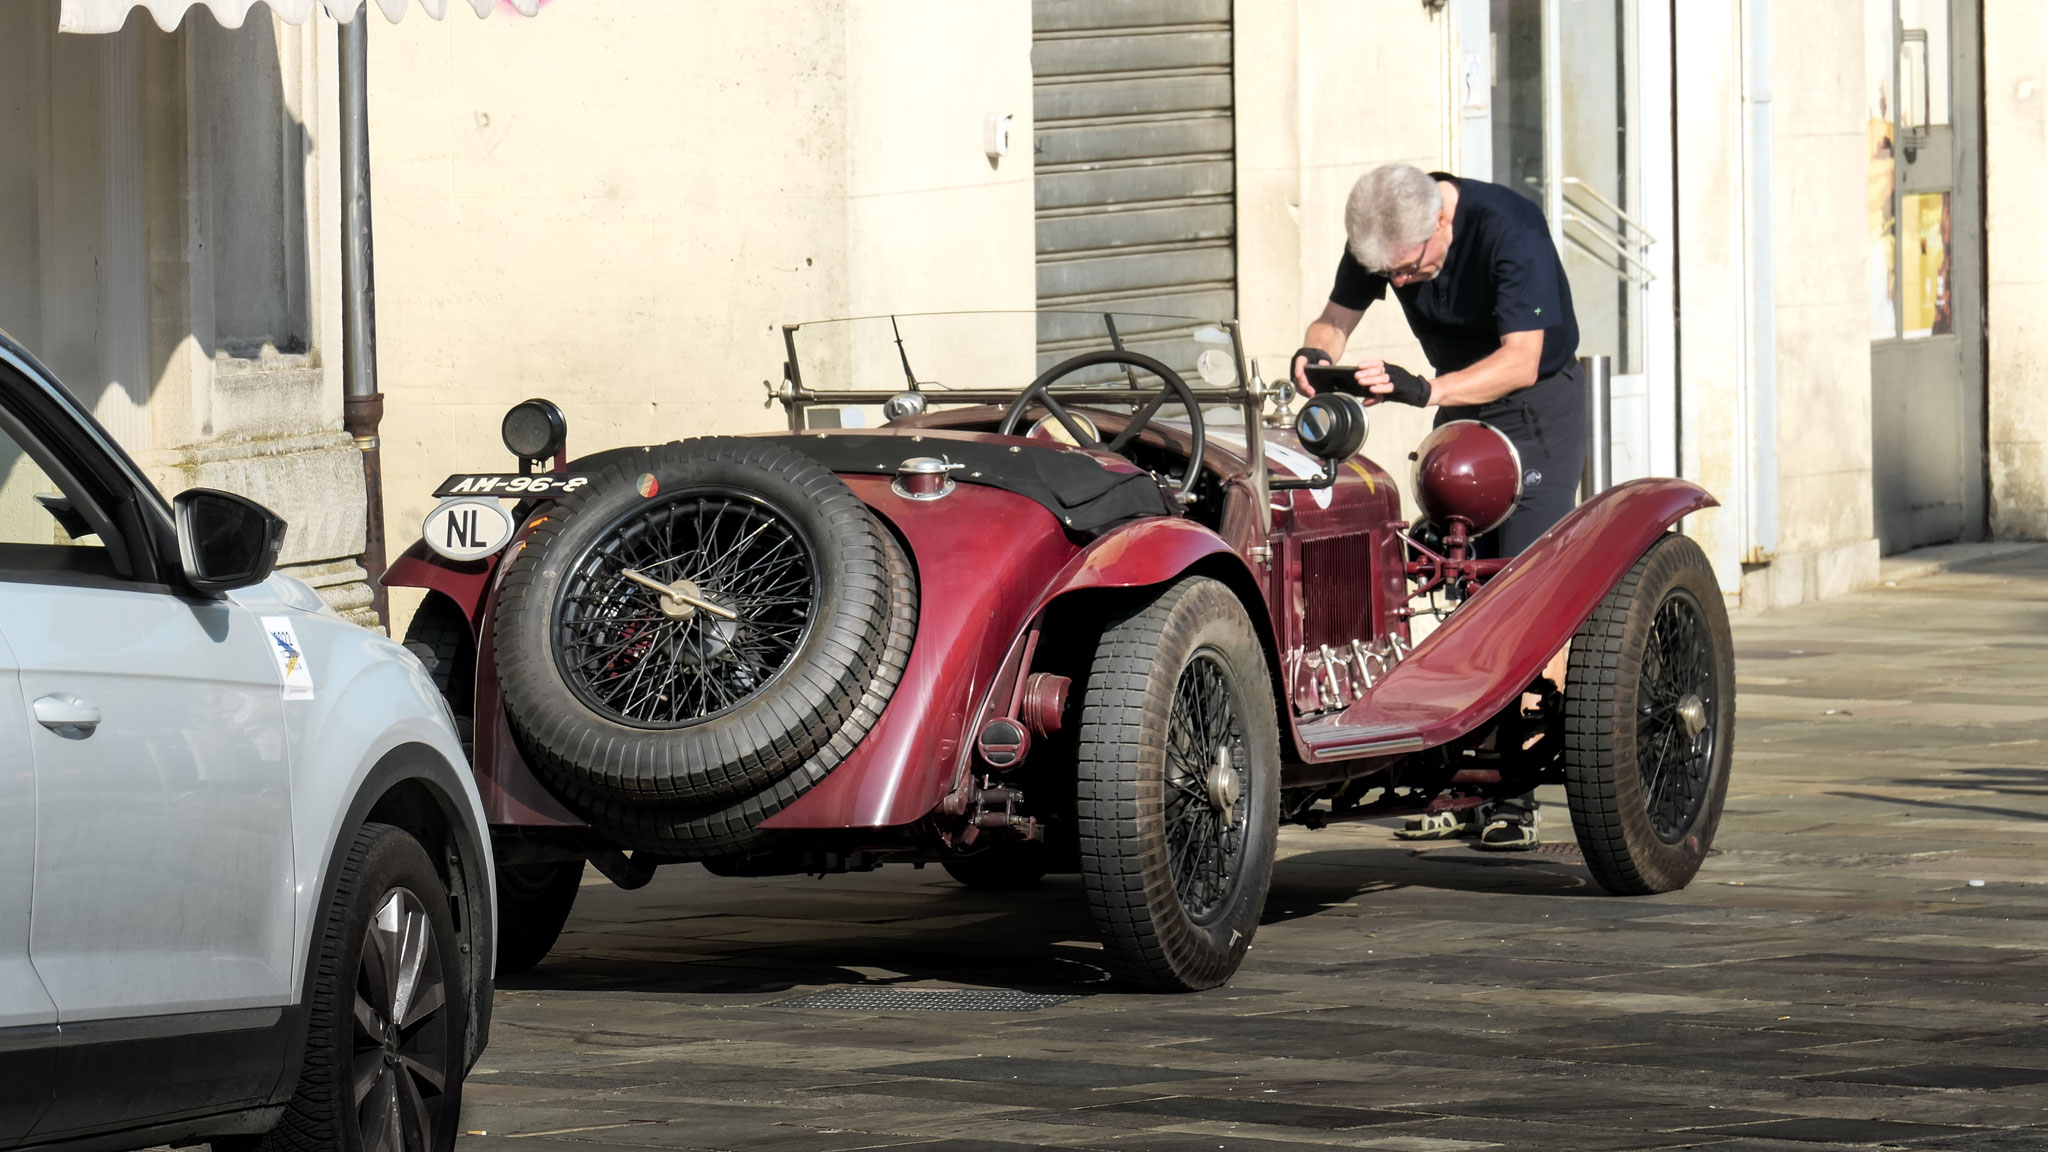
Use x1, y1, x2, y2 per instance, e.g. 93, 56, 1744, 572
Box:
883, 390, 929, 421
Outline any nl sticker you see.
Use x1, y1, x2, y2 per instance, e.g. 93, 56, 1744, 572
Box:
262, 616, 316, 701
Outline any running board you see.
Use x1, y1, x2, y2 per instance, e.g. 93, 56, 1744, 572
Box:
1295, 718, 1427, 760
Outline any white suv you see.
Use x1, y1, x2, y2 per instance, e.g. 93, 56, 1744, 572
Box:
0, 333, 492, 1151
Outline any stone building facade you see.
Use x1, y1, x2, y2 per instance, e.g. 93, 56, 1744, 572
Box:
7, 0, 2045, 632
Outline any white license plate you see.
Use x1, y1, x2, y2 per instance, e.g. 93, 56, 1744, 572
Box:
433, 473, 596, 498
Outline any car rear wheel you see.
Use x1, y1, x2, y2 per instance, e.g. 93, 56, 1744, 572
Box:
403, 598, 582, 972
942, 841, 1051, 890
1075, 577, 1279, 992
492, 861, 583, 976
257, 823, 463, 1152
1563, 533, 1735, 895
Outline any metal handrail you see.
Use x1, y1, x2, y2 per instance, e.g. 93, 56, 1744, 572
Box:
1562, 176, 1656, 245
1562, 213, 1656, 283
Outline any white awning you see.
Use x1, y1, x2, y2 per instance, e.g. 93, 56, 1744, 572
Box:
60, 0, 541, 33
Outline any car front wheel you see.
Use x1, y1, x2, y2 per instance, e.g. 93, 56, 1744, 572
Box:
1564, 533, 1736, 894
1075, 576, 1280, 992
258, 823, 464, 1152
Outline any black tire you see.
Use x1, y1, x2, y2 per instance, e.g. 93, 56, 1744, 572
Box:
493, 861, 582, 976
1564, 533, 1736, 895
494, 437, 895, 808
258, 823, 464, 1152
401, 595, 475, 755
556, 523, 918, 857
403, 600, 582, 974
943, 842, 1051, 890
1075, 577, 1280, 992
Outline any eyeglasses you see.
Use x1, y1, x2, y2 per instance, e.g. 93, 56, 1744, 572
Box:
1381, 243, 1432, 282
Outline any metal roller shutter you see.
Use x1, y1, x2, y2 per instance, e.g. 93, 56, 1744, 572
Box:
1031, 0, 1235, 377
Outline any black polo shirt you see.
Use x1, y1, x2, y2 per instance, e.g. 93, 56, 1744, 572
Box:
1330, 174, 1579, 378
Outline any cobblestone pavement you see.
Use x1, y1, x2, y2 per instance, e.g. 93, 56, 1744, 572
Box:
459, 548, 2048, 1152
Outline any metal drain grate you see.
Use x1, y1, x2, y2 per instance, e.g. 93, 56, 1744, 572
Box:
1533, 841, 1584, 856
774, 987, 1078, 1012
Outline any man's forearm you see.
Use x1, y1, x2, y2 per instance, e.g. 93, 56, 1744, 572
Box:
1426, 338, 1542, 407
1303, 320, 1348, 362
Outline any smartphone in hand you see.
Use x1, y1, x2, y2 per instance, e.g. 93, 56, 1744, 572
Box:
1302, 364, 1373, 398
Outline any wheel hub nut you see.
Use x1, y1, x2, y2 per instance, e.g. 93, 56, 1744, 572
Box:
1677, 693, 1707, 739
1206, 746, 1241, 816
658, 578, 706, 621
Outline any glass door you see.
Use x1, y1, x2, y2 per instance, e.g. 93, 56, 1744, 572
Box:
1459, 0, 1675, 485
1868, 0, 1984, 550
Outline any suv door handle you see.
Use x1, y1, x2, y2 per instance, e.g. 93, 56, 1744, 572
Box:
34, 694, 101, 732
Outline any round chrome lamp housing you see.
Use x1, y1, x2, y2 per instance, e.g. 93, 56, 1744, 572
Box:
1294, 393, 1368, 461
502, 398, 568, 462
1411, 419, 1524, 534
882, 390, 929, 422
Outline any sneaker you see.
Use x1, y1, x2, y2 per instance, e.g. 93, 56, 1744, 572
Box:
1395, 807, 1481, 841
1476, 814, 1539, 851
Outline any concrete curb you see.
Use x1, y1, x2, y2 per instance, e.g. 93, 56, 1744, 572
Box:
1877, 541, 2046, 586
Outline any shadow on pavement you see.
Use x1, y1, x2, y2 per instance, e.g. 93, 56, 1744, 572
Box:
496, 835, 1620, 999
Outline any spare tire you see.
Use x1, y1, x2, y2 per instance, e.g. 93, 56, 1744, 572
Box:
561, 524, 917, 858
494, 437, 899, 808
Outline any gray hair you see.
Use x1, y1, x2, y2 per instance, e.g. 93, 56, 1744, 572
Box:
1344, 164, 1444, 272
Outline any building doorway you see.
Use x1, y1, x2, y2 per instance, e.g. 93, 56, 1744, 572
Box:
1453, 0, 1677, 485
1868, 0, 1985, 551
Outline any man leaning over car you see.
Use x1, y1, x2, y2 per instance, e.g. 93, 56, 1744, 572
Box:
1290, 162, 1587, 851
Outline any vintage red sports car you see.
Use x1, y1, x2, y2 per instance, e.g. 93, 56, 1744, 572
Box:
388, 310, 1734, 992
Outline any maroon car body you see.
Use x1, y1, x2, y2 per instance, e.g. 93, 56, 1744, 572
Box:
388, 312, 1734, 990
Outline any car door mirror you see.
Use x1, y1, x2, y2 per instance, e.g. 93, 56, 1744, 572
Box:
174, 488, 288, 596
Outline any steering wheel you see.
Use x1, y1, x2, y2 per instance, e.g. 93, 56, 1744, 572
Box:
996, 349, 1205, 499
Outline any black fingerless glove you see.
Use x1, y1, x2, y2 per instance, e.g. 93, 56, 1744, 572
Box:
1293, 346, 1333, 369
1382, 362, 1433, 406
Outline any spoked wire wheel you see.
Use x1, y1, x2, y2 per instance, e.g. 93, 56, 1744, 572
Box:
495, 437, 901, 811
353, 887, 455, 1150
1077, 576, 1279, 992
1564, 533, 1736, 895
554, 491, 819, 729
1163, 651, 1251, 923
1637, 590, 1719, 842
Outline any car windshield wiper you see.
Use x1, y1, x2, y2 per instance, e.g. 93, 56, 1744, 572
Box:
891, 315, 921, 394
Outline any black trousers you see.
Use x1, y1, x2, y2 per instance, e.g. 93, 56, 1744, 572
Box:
1435, 361, 1589, 561
1433, 361, 1587, 825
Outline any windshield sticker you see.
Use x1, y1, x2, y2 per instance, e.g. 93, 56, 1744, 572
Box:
261, 616, 316, 701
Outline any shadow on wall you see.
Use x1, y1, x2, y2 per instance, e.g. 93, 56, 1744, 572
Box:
0, 2, 313, 427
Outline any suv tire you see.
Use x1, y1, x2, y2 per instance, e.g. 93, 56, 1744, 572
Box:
259, 823, 464, 1152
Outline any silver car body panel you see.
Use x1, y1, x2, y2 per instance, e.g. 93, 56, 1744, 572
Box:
0, 627, 55, 1031
226, 574, 490, 997
15, 583, 293, 1019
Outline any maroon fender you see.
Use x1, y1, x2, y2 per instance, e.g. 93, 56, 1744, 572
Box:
764, 494, 1251, 830
383, 539, 500, 624
761, 477, 1082, 830
1300, 477, 1719, 760
385, 516, 585, 827
1032, 515, 1250, 605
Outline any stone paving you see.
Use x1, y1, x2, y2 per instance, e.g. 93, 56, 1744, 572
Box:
458, 548, 2048, 1152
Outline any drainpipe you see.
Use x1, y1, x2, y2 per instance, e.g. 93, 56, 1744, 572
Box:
339, 12, 389, 628
1745, 0, 1779, 566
